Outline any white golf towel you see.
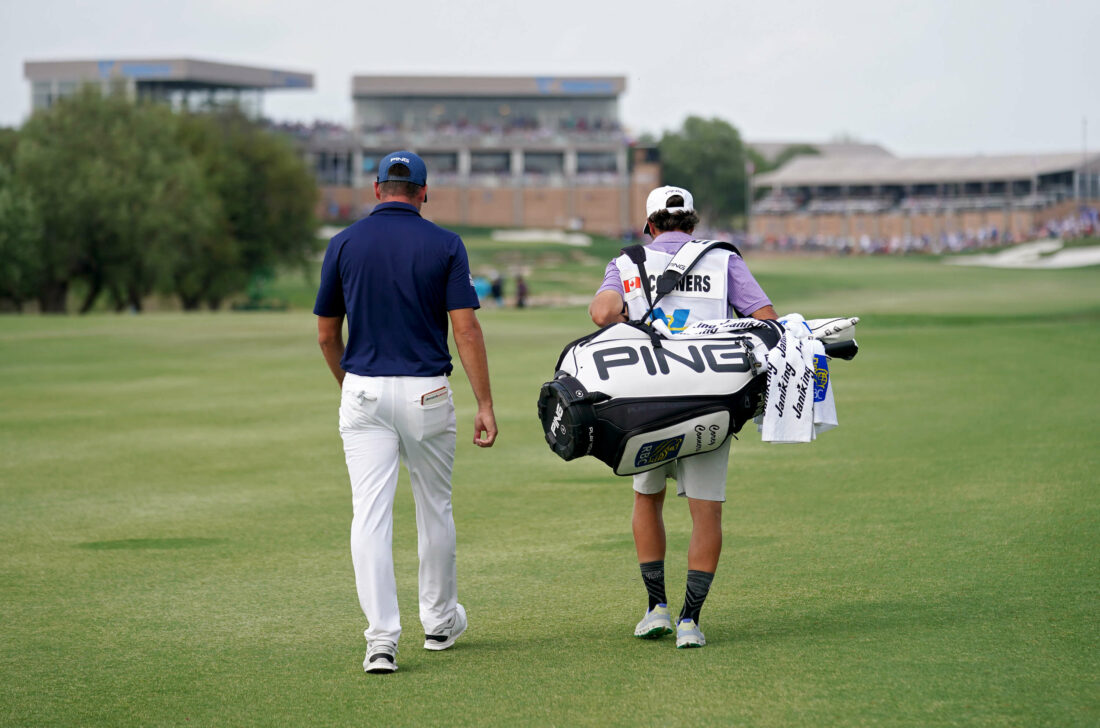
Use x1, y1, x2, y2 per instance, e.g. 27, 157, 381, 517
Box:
757, 315, 840, 443
651, 312, 848, 443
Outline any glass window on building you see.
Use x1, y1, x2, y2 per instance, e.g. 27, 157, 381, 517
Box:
32, 81, 52, 110
471, 151, 511, 175
356, 95, 620, 135
524, 152, 564, 175
420, 152, 458, 174
362, 151, 388, 175
316, 152, 353, 186
577, 152, 618, 174
237, 89, 263, 119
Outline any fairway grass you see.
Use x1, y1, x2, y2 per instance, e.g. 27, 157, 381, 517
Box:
1, 257, 1097, 726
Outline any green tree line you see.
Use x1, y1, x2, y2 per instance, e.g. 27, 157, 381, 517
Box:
0, 88, 317, 313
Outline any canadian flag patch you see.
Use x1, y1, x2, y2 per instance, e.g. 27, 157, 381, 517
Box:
624, 277, 642, 293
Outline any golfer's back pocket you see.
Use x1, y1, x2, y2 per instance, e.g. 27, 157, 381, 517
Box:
409, 380, 454, 441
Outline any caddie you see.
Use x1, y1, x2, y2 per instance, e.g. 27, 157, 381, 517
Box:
315, 151, 497, 674
588, 185, 778, 648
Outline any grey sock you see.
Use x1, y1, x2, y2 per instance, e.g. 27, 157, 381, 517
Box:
679, 570, 714, 625
640, 560, 667, 610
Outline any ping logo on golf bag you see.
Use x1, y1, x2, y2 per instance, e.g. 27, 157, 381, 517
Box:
635, 435, 684, 468
813, 354, 829, 402
652, 307, 690, 332
549, 402, 565, 434
592, 343, 751, 381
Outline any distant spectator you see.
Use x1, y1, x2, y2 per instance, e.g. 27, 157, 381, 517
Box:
515, 276, 528, 309
473, 276, 491, 303
490, 275, 504, 307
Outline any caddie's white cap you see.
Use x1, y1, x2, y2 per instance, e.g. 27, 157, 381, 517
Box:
645, 185, 694, 218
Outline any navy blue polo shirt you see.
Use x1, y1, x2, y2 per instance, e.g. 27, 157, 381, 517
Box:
313, 202, 480, 377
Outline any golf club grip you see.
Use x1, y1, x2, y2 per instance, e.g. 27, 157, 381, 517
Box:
823, 339, 859, 360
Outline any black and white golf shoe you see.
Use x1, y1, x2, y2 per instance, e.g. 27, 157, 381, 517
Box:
423, 603, 467, 651
364, 641, 398, 674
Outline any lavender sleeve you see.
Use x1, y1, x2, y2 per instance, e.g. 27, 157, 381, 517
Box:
596, 260, 623, 296
728, 256, 772, 317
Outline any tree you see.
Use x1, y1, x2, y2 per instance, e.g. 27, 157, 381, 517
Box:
9, 89, 316, 313
658, 116, 748, 224
0, 164, 43, 311
0, 127, 17, 167
15, 88, 192, 311
178, 110, 317, 309
13, 87, 123, 312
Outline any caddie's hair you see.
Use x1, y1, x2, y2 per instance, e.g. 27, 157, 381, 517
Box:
647, 194, 699, 233
378, 163, 424, 198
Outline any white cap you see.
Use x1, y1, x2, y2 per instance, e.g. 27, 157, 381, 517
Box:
645, 185, 694, 218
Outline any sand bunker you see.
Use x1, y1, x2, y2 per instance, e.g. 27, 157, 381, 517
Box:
946, 239, 1100, 269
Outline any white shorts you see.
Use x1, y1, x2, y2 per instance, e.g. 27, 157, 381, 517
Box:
631, 436, 731, 502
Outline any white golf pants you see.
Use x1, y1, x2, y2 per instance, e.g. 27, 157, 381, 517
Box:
339, 373, 458, 646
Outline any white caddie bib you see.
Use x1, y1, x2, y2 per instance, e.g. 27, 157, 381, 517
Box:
613, 241, 732, 332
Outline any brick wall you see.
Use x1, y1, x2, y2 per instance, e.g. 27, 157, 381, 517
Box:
575, 187, 623, 234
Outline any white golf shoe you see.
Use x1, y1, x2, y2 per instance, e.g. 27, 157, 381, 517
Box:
675, 618, 706, 649
424, 603, 467, 651
634, 604, 675, 639
364, 640, 398, 674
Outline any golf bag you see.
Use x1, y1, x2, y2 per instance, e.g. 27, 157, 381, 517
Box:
538, 322, 780, 475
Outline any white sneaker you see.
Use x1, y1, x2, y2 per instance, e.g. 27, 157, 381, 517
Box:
364, 640, 398, 673
676, 618, 706, 649
634, 604, 675, 639
424, 603, 467, 651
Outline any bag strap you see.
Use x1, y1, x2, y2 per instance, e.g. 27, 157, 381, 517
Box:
620, 244, 654, 316
641, 240, 740, 324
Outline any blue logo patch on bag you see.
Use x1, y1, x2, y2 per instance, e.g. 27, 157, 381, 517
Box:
813, 354, 829, 402
635, 435, 684, 468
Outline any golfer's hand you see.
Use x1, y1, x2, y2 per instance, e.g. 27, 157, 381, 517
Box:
473, 407, 497, 448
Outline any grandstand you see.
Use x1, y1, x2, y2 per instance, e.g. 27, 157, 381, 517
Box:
751, 151, 1100, 250
308, 75, 653, 235
23, 58, 313, 119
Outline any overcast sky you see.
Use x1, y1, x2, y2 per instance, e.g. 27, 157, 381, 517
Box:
2, 0, 1097, 156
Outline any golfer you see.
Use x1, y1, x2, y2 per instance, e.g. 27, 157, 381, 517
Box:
588, 185, 777, 648
315, 151, 497, 674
